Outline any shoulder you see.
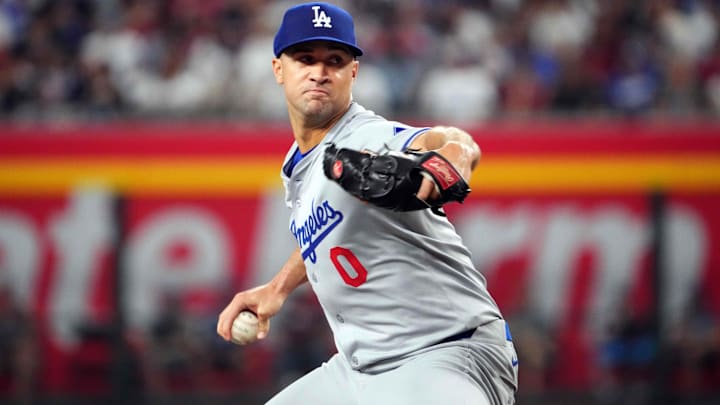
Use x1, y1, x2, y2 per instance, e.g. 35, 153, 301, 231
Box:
337, 107, 427, 151
339, 121, 412, 151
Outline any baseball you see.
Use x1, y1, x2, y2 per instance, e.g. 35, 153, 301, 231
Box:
231, 310, 259, 345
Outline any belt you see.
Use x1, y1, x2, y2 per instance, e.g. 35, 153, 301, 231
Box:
437, 328, 476, 345
438, 321, 513, 345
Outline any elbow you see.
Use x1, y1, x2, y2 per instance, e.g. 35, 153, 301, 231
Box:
430, 126, 481, 168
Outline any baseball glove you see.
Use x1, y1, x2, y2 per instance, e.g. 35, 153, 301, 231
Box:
322, 143, 471, 212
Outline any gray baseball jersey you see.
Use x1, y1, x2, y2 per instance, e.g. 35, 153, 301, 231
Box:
280, 102, 503, 373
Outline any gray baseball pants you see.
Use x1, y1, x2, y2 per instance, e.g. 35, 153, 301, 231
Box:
266, 319, 518, 405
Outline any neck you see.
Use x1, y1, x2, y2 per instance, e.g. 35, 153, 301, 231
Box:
290, 103, 352, 153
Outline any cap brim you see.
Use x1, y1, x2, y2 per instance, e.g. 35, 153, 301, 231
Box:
276, 36, 363, 57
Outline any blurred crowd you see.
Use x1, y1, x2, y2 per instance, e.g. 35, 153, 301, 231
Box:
3, 269, 719, 404
0, 0, 719, 123
0, 281, 332, 404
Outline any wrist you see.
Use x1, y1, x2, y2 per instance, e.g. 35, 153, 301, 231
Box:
268, 250, 308, 299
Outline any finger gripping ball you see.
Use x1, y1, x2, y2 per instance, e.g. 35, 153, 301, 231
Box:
231, 310, 259, 345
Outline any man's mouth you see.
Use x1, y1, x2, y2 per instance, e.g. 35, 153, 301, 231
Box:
305, 88, 329, 96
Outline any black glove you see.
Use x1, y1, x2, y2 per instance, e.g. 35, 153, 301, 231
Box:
323, 143, 470, 212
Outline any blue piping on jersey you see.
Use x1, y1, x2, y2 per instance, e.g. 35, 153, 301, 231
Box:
401, 127, 431, 151
393, 126, 407, 135
283, 145, 318, 177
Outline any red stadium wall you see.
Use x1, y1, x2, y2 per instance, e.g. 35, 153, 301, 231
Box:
1, 121, 719, 395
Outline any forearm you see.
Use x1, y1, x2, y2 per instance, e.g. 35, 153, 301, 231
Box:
217, 247, 307, 341
410, 126, 481, 177
267, 247, 308, 299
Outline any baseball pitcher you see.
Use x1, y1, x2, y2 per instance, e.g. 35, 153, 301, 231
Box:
217, 3, 518, 404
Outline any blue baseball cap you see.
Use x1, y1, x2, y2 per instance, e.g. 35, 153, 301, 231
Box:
273, 2, 363, 57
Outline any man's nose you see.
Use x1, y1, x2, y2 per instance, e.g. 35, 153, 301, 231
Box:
309, 62, 330, 83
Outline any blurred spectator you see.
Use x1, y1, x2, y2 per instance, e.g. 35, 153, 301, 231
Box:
525, 0, 596, 95
79, 1, 145, 107
417, 55, 498, 123
699, 38, 720, 113
659, 57, 700, 116
598, 311, 657, 405
138, 293, 206, 394
351, 62, 392, 117
506, 307, 557, 394
500, 65, 549, 115
654, 0, 718, 115
656, 0, 717, 64
228, 1, 289, 120
528, 0, 596, 59
417, 5, 500, 123
272, 286, 333, 389
666, 295, 720, 393
605, 35, 661, 115
0, 2, 21, 54
360, 1, 436, 115
114, 1, 232, 113
550, 53, 597, 112
0, 286, 37, 405
1, 1, 91, 119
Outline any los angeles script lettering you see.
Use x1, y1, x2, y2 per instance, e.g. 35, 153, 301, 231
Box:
290, 200, 344, 263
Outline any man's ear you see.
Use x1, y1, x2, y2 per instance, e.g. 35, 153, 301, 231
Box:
272, 58, 283, 84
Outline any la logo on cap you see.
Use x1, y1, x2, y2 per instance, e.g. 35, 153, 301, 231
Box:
273, 2, 363, 57
312, 5, 332, 28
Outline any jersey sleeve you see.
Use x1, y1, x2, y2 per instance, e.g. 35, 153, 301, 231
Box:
338, 122, 430, 153
385, 125, 431, 152
280, 143, 298, 209
281, 176, 292, 209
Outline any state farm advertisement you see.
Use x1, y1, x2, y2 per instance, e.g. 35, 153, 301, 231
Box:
1, 122, 719, 393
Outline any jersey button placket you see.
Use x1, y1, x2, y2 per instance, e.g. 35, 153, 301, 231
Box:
351, 356, 359, 366
336, 314, 344, 323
